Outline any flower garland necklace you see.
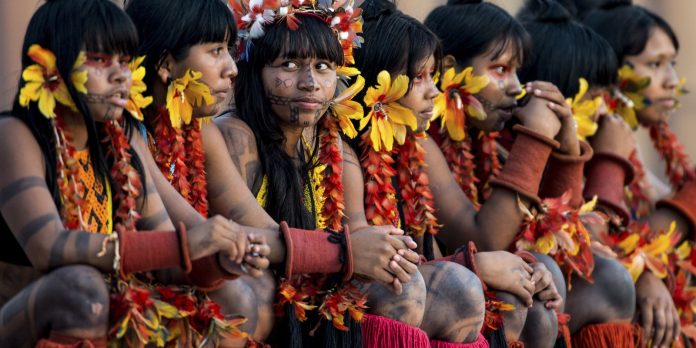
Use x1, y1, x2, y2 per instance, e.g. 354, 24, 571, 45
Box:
152, 69, 214, 217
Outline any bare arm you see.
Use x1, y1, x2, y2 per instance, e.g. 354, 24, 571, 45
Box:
0, 118, 165, 272
208, 118, 286, 263
421, 135, 526, 251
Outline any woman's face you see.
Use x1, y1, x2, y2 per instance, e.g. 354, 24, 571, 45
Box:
468, 43, 523, 133
261, 56, 338, 129
170, 41, 237, 117
624, 27, 679, 126
78, 52, 133, 122
397, 54, 439, 133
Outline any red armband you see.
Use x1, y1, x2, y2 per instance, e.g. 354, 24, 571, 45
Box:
583, 152, 635, 225
490, 125, 560, 204
656, 179, 696, 236
540, 141, 594, 208
117, 223, 192, 277
280, 221, 353, 281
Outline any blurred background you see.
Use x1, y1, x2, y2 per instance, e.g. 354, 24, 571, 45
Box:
1, 0, 693, 181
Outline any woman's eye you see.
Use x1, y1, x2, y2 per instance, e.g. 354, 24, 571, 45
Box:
119, 56, 132, 67
494, 66, 507, 75
316, 62, 330, 71
282, 61, 299, 70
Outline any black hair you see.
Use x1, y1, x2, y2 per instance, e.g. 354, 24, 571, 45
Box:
235, 14, 343, 230
126, 0, 237, 94
517, 0, 618, 97
583, 0, 679, 63
11, 0, 144, 217
357, 0, 442, 94
424, 0, 530, 68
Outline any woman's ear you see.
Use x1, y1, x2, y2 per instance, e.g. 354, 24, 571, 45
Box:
443, 54, 457, 70
156, 53, 176, 84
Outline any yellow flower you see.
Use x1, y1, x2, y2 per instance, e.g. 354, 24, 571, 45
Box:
126, 56, 153, 121
359, 71, 417, 151
331, 75, 365, 138
165, 69, 214, 128
337, 65, 360, 78
18, 44, 76, 118
615, 64, 651, 128
71, 51, 88, 94
566, 78, 601, 141
433, 67, 489, 141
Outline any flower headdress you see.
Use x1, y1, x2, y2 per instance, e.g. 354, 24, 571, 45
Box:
230, 0, 363, 68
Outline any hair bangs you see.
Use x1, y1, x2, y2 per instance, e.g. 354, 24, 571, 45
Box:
262, 14, 343, 65
83, 1, 138, 56
193, 0, 237, 46
486, 23, 530, 66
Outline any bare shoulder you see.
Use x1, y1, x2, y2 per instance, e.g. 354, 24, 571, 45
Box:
341, 140, 360, 166
213, 116, 256, 147
0, 117, 45, 172
210, 116, 261, 188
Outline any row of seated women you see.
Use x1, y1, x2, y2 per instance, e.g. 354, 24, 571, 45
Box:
0, 0, 693, 347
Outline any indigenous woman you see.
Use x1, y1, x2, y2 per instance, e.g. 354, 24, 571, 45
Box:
515, 1, 644, 346
345, 1, 562, 347
0, 0, 264, 346
125, 0, 278, 343
216, 1, 430, 346
579, 0, 696, 346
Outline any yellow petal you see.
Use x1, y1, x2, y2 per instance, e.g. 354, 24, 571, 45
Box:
71, 70, 88, 94
53, 83, 76, 111
338, 114, 358, 138
180, 100, 193, 125
38, 89, 56, 118
440, 67, 456, 89
369, 118, 381, 152
19, 82, 42, 107
384, 74, 409, 102
618, 234, 640, 254
359, 113, 372, 131
393, 123, 407, 146
378, 117, 394, 151
626, 255, 645, 283
432, 93, 446, 120
464, 71, 490, 94
535, 234, 556, 254
337, 66, 361, 77
22, 65, 45, 83
334, 75, 365, 104
385, 103, 417, 130
28, 44, 57, 72
574, 78, 589, 104
333, 100, 363, 121
580, 195, 597, 213
444, 107, 465, 141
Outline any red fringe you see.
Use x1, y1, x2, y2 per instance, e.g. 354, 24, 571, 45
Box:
361, 314, 430, 348
571, 322, 643, 348
431, 334, 490, 348
35, 332, 107, 348
557, 311, 572, 347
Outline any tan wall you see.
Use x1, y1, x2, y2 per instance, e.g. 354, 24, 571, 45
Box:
1, 0, 694, 180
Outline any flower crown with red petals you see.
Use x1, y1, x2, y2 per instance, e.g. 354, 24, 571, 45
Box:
229, 0, 363, 63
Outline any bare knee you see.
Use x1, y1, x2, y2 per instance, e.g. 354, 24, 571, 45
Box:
519, 300, 558, 348
41, 265, 109, 332
421, 262, 485, 342
566, 255, 635, 332
359, 270, 426, 327
208, 279, 258, 335
497, 291, 528, 342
